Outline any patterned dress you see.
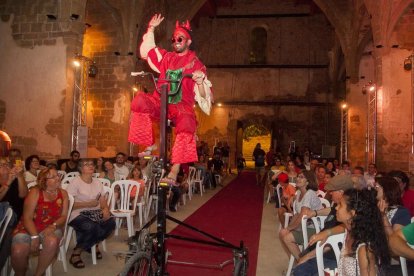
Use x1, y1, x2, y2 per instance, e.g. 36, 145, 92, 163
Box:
13, 189, 63, 235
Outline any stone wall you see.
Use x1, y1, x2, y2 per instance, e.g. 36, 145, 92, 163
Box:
192, 2, 340, 164
0, 0, 85, 160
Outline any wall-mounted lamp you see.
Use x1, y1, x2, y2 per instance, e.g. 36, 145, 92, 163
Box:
46, 14, 57, 20
341, 103, 348, 109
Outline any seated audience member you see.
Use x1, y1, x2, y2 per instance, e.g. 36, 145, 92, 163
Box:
24, 155, 41, 184
114, 152, 130, 181
351, 174, 367, 190
325, 161, 335, 175
60, 150, 80, 173
208, 154, 224, 188
388, 170, 414, 217
0, 157, 28, 270
295, 156, 306, 171
340, 161, 351, 175
279, 171, 322, 261
277, 173, 296, 226
364, 163, 377, 188
352, 166, 364, 176
323, 171, 335, 187
335, 189, 390, 275
286, 160, 299, 185
67, 159, 115, 269
95, 157, 104, 175
293, 175, 354, 276
315, 165, 326, 191
0, 157, 28, 221
309, 158, 319, 172
308, 189, 390, 275
375, 176, 411, 236
7, 148, 23, 168
127, 165, 146, 199
99, 160, 116, 185
11, 168, 69, 276
390, 222, 414, 259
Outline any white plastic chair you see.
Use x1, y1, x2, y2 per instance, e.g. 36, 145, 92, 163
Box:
97, 177, 111, 187
193, 169, 205, 196
316, 233, 345, 276
301, 215, 328, 248
92, 172, 101, 178
65, 171, 80, 178
27, 181, 37, 189
267, 184, 282, 205
320, 198, 331, 208
0, 208, 13, 276
111, 180, 140, 237
57, 170, 66, 181
316, 190, 326, 198
91, 185, 113, 264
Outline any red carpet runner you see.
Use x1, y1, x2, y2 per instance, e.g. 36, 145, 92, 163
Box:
166, 172, 264, 275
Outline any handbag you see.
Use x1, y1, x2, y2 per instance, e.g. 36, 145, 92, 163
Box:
80, 209, 104, 224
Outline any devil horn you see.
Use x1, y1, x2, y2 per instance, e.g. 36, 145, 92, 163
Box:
185, 20, 191, 30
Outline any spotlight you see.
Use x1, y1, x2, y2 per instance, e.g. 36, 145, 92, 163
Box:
132, 85, 138, 92
369, 85, 375, 92
341, 103, 348, 109
46, 14, 57, 20
73, 60, 81, 67
70, 14, 79, 20
217, 103, 222, 107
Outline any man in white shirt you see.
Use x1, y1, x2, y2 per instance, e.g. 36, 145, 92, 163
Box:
114, 152, 129, 181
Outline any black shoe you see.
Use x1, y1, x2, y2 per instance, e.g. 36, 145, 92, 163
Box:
169, 206, 177, 212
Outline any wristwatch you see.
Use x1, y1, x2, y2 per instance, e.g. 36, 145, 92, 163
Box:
30, 235, 39, 240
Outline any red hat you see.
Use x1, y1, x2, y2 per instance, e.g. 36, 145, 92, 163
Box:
278, 172, 289, 183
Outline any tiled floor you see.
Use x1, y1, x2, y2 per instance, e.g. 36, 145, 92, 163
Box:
22, 174, 286, 275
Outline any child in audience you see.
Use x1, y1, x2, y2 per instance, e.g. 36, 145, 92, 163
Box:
236, 153, 246, 176
277, 172, 296, 226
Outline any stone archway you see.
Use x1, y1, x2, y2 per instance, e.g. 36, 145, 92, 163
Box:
238, 120, 272, 167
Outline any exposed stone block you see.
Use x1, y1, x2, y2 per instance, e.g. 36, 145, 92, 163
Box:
31, 23, 43, 32
43, 39, 56, 45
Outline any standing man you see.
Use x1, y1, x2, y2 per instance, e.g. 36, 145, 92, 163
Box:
129, 14, 213, 185
253, 143, 266, 186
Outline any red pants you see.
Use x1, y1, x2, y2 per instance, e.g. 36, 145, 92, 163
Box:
128, 92, 198, 164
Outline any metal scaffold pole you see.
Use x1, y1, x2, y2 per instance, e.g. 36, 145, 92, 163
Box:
71, 56, 91, 154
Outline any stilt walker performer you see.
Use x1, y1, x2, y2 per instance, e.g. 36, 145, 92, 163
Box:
128, 14, 213, 185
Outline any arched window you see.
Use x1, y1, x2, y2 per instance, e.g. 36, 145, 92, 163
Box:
249, 27, 267, 64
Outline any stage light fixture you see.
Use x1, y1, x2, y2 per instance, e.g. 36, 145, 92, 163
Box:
73, 59, 81, 67
369, 85, 376, 92
88, 63, 98, 78
217, 103, 222, 107
341, 103, 348, 109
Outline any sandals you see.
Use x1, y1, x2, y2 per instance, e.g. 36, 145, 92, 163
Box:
69, 253, 85, 269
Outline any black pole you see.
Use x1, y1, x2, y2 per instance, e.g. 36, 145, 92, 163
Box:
156, 83, 168, 275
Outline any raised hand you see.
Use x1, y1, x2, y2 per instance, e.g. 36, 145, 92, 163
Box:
148, 14, 164, 28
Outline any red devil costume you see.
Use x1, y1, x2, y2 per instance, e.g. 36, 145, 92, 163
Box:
129, 16, 212, 165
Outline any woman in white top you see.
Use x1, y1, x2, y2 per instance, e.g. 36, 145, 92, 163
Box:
336, 189, 390, 276
23, 155, 41, 184
279, 170, 322, 261
67, 159, 115, 269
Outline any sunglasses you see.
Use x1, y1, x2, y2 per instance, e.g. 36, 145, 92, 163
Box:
171, 36, 186, 44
